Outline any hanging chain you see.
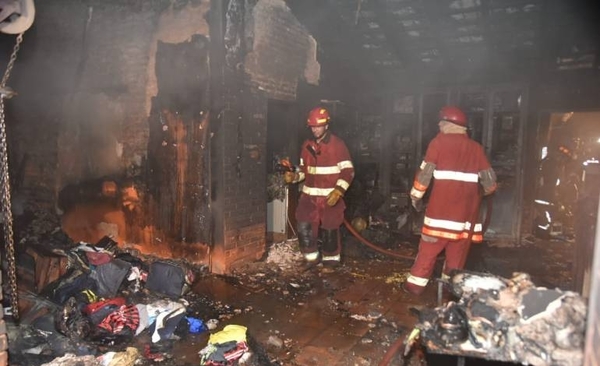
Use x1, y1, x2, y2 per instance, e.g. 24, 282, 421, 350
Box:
1, 33, 24, 321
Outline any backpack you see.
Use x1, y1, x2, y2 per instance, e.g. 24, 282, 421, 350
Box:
145, 260, 194, 298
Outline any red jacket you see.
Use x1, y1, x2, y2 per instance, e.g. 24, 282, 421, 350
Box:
411, 133, 496, 242
298, 132, 354, 197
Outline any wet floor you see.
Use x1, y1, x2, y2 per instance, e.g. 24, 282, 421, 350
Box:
191, 257, 431, 366
8, 234, 575, 366
158, 235, 575, 366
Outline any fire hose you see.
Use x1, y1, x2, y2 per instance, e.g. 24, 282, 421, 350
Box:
344, 195, 493, 263
276, 158, 494, 263
343, 218, 417, 260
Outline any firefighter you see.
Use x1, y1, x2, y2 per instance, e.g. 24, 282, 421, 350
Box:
533, 138, 579, 238
284, 107, 355, 270
403, 106, 497, 296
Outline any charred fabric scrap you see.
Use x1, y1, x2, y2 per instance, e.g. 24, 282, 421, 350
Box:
411, 271, 586, 366
7, 237, 255, 365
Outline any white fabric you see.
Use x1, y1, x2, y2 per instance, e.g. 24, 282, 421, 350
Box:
302, 185, 334, 196
307, 165, 341, 174
407, 275, 429, 286
304, 251, 319, 261
336, 179, 350, 190
433, 170, 479, 183
322, 254, 340, 262
338, 160, 353, 169
410, 187, 425, 199
151, 303, 186, 343
135, 304, 149, 336
424, 217, 482, 232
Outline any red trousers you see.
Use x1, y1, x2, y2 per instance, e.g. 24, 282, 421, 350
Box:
405, 237, 472, 294
295, 194, 345, 254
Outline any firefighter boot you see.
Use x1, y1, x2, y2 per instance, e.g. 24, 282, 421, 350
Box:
321, 228, 341, 273
298, 222, 320, 271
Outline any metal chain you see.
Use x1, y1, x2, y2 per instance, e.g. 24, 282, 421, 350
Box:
1, 33, 24, 321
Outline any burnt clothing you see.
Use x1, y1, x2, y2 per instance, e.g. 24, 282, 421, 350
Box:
295, 131, 354, 260
410, 133, 496, 242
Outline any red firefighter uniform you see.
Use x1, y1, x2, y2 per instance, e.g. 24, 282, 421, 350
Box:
405, 132, 497, 294
295, 132, 354, 262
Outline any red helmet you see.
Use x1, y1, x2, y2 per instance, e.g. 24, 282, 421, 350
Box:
439, 106, 467, 127
307, 107, 330, 127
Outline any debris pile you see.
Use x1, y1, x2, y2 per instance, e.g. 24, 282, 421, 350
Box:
413, 271, 586, 366
7, 236, 258, 366
264, 239, 304, 272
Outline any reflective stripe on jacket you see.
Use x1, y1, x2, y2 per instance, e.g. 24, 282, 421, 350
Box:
413, 133, 495, 242
299, 132, 354, 197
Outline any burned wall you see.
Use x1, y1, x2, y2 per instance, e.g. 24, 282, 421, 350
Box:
6, 0, 212, 256
244, 0, 319, 101
208, 0, 321, 273
4, 0, 320, 272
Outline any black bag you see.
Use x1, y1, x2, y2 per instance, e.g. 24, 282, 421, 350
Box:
42, 269, 98, 305
145, 260, 193, 298
91, 258, 132, 298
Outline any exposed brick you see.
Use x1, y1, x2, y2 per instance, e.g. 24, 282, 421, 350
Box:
244, 0, 317, 101
0, 351, 6, 366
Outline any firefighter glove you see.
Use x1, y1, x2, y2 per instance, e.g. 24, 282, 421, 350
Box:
326, 188, 344, 207
284, 171, 296, 184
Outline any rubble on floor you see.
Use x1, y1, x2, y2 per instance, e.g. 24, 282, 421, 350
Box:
6, 234, 267, 366
410, 270, 586, 366
4, 208, 581, 366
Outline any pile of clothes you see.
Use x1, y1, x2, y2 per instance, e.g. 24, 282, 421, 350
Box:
413, 270, 586, 366
9, 236, 223, 365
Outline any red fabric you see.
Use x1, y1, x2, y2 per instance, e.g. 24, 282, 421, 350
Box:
417, 133, 490, 241
409, 237, 471, 287
85, 251, 113, 265
84, 297, 126, 315
295, 195, 345, 254
295, 132, 353, 256
98, 304, 140, 334
403, 281, 426, 296
299, 132, 354, 194
296, 195, 345, 229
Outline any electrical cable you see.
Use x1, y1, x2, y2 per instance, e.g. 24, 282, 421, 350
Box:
287, 215, 297, 239
343, 195, 493, 262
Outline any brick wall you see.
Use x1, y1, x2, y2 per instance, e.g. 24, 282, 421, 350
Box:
245, 0, 319, 101
6, 0, 319, 274
209, 0, 320, 273
9, 1, 210, 209
221, 83, 268, 269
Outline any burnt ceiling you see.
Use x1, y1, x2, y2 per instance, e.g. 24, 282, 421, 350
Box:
287, 0, 600, 88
